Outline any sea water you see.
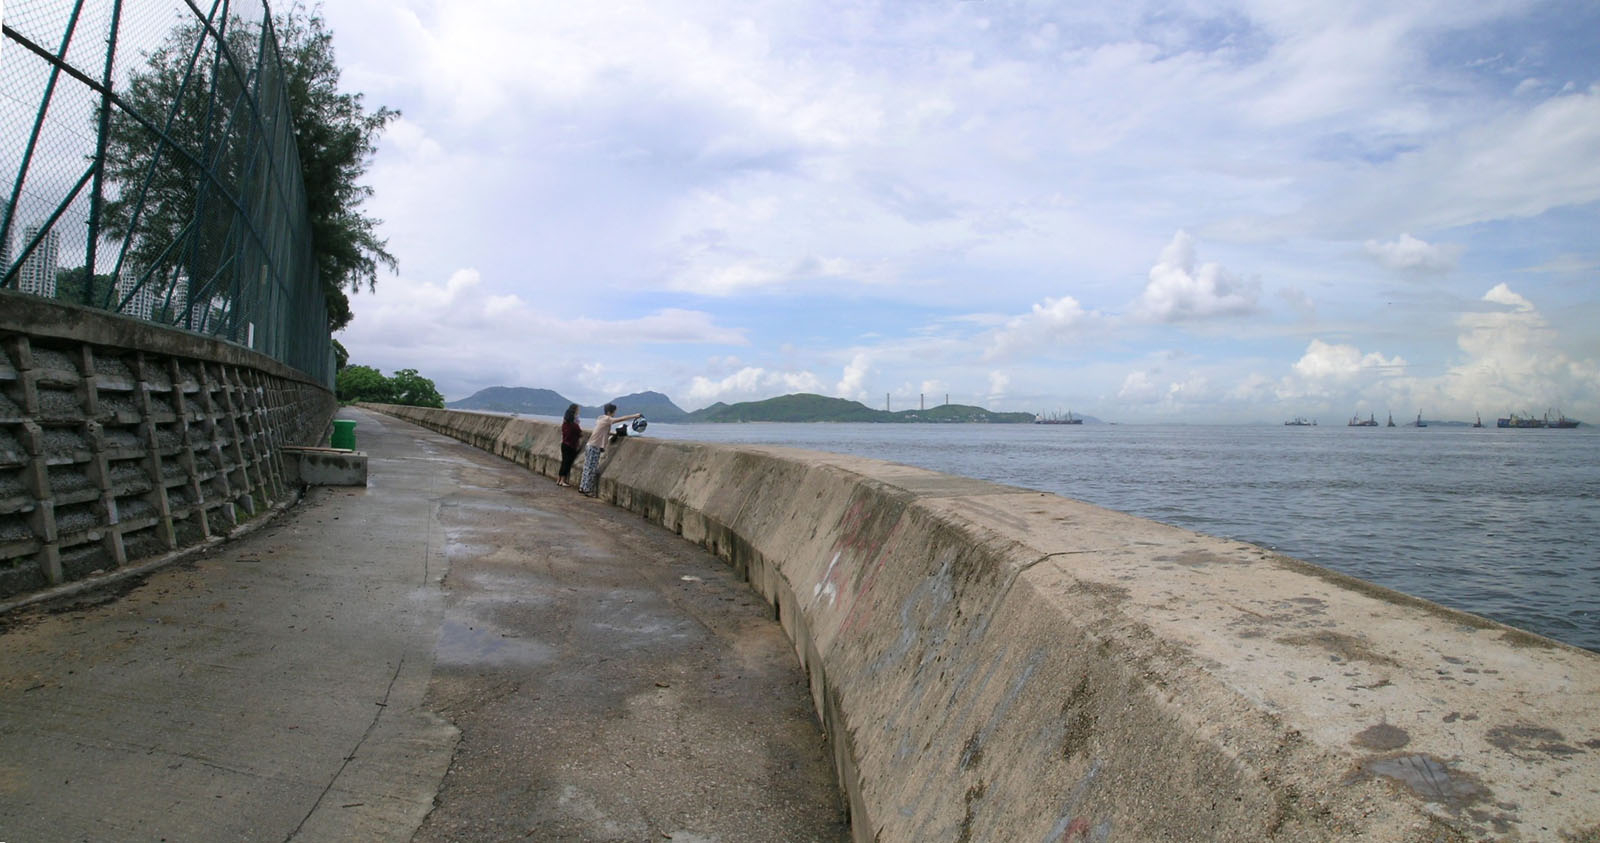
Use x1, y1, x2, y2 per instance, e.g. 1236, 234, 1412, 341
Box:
651, 421, 1600, 652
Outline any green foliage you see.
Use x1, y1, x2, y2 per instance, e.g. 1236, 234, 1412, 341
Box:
686, 393, 882, 422
99, 3, 396, 333
336, 364, 393, 403
99, 17, 259, 299
389, 368, 445, 408
275, 4, 398, 330
331, 338, 349, 370
54, 267, 116, 307
336, 364, 444, 408
684, 393, 1035, 423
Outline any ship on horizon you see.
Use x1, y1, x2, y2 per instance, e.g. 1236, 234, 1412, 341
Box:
1349, 413, 1379, 427
1036, 410, 1084, 425
1496, 410, 1582, 429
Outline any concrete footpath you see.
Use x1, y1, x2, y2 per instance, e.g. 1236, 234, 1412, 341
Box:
0, 407, 846, 842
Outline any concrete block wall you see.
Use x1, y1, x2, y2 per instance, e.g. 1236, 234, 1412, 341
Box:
375, 404, 1600, 842
1, 292, 336, 600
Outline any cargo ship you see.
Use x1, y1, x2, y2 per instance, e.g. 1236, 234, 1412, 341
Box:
1546, 411, 1580, 429
1498, 413, 1545, 429
1348, 413, 1378, 427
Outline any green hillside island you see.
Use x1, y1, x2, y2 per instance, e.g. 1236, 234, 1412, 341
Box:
684, 393, 1036, 423
447, 388, 1035, 423
448, 388, 688, 421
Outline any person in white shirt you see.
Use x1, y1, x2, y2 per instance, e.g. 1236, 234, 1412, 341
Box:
579, 403, 642, 496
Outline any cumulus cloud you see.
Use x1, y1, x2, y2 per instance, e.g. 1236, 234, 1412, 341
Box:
1364, 233, 1461, 273
1260, 286, 1600, 420
1445, 284, 1600, 414
1291, 339, 1407, 383
323, 1, 1598, 422
340, 268, 746, 399
686, 366, 824, 406
984, 295, 1092, 360
1135, 232, 1259, 322
986, 371, 1010, 403
1116, 368, 1216, 410
1117, 370, 1161, 403
836, 353, 871, 400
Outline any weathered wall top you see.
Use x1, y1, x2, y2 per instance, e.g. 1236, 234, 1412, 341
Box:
377, 405, 1600, 842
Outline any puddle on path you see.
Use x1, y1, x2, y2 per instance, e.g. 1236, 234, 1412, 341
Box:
434, 618, 554, 667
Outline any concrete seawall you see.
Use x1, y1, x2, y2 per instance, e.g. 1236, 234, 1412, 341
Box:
372, 405, 1600, 842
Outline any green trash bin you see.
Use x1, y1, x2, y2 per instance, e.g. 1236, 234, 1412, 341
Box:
331, 419, 357, 450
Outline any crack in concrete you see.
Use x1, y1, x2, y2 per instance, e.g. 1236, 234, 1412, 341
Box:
285, 655, 406, 842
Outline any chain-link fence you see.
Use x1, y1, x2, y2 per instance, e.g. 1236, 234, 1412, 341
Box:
1, 0, 333, 387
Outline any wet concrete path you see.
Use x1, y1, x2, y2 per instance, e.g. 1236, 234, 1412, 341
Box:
0, 407, 846, 842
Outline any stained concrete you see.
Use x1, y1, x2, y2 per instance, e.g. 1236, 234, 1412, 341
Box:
281, 446, 369, 486
376, 404, 1600, 842
0, 407, 845, 842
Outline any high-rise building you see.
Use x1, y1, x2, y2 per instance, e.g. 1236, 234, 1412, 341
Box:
18, 224, 60, 298
116, 265, 157, 320
0, 204, 13, 282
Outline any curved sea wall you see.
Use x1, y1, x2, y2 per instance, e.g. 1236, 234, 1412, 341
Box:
1, 292, 335, 602
375, 405, 1600, 842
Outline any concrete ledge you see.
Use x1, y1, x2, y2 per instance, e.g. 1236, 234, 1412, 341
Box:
369, 404, 1600, 842
281, 446, 368, 486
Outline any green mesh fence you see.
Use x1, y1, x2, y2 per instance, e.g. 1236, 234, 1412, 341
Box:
1, 0, 334, 387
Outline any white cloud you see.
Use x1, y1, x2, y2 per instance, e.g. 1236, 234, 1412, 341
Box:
1364, 233, 1461, 273
340, 268, 746, 400
317, 1, 1600, 422
1444, 284, 1600, 414
986, 371, 1010, 403
686, 366, 824, 406
1317, 86, 1600, 235
984, 295, 1092, 360
1228, 372, 1276, 403
1291, 339, 1407, 383
1116, 368, 1218, 411
1136, 232, 1259, 322
836, 353, 871, 401
1117, 370, 1161, 403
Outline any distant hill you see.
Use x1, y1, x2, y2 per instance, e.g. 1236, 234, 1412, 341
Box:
605, 391, 687, 422
448, 386, 572, 416
446, 386, 687, 421
449, 387, 1032, 423
684, 393, 1035, 423
687, 393, 885, 423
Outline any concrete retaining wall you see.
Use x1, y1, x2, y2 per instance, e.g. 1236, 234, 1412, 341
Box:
1, 291, 336, 600
375, 404, 1600, 842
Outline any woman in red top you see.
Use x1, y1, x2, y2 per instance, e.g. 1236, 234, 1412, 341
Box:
557, 403, 582, 487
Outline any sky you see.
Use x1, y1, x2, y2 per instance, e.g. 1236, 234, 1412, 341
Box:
323, 0, 1600, 423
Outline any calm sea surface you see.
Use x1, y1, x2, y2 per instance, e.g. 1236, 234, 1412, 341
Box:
647, 421, 1600, 652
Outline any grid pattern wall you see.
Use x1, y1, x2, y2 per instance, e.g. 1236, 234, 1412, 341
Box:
0, 0, 333, 386
0, 329, 334, 599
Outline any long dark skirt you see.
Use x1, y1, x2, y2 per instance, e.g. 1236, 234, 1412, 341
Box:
558, 443, 579, 480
